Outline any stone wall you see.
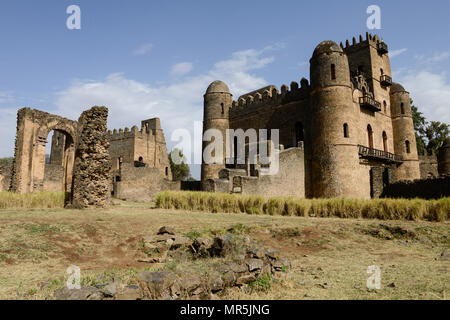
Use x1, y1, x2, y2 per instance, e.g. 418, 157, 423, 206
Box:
382, 176, 450, 200
71, 106, 111, 208
0, 162, 12, 192
419, 154, 439, 179
207, 146, 305, 198
43, 164, 64, 192
114, 163, 180, 202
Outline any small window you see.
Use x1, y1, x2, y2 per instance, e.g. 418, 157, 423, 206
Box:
221, 103, 224, 114
343, 123, 349, 138
367, 125, 374, 149
405, 140, 410, 153
138, 156, 143, 162
382, 131, 388, 152
380, 68, 384, 76
383, 101, 387, 113
331, 64, 336, 80
401, 103, 405, 114
165, 167, 169, 176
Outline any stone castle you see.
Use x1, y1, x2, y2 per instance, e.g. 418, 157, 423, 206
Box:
0, 33, 449, 206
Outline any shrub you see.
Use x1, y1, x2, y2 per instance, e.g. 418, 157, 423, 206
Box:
154, 191, 449, 222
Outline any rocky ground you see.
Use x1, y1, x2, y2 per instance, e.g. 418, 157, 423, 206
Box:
0, 201, 448, 300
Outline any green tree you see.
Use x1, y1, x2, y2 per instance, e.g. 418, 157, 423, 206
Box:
411, 100, 449, 155
168, 148, 191, 181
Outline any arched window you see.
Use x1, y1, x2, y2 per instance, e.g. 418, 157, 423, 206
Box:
380, 68, 384, 76
405, 140, 410, 153
295, 122, 304, 147
343, 123, 349, 138
165, 167, 169, 176
382, 131, 388, 152
221, 103, 224, 115
331, 64, 336, 80
401, 103, 405, 114
367, 125, 374, 148
383, 101, 387, 113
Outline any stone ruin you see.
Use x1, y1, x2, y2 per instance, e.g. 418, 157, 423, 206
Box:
54, 226, 291, 300
7, 106, 111, 208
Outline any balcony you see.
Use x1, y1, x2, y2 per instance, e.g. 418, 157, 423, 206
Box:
358, 145, 403, 164
380, 74, 392, 87
377, 42, 388, 54
359, 95, 382, 112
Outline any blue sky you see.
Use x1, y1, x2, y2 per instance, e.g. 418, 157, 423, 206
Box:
1, 0, 449, 178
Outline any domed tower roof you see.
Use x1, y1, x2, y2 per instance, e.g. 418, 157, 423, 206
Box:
391, 82, 407, 94
312, 40, 343, 58
205, 80, 230, 94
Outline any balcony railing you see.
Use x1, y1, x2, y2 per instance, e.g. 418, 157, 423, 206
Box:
358, 145, 403, 163
380, 74, 392, 87
377, 42, 388, 54
359, 95, 382, 112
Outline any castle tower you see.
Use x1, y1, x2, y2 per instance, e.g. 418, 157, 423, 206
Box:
438, 138, 450, 175
343, 33, 393, 117
201, 80, 232, 185
390, 83, 421, 181
310, 41, 362, 197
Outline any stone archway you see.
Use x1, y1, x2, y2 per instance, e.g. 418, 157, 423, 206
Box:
10, 108, 78, 194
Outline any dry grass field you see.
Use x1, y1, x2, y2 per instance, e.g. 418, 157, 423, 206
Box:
0, 198, 448, 300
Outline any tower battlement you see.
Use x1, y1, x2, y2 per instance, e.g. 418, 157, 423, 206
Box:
229, 78, 310, 118
340, 33, 387, 53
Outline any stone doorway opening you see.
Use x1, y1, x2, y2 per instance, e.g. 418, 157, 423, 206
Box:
42, 130, 75, 193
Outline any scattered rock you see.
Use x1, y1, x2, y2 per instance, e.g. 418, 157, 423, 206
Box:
170, 235, 191, 250
138, 271, 181, 300
246, 258, 264, 272
209, 274, 224, 293
101, 282, 120, 297
439, 249, 450, 261
236, 274, 256, 286
158, 226, 176, 235
387, 282, 397, 288
115, 285, 141, 300
209, 235, 233, 257
54, 287, 104, 300
191, 237, 211, 257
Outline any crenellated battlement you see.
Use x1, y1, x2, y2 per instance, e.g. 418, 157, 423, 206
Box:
107, 124, 156, 141
340, 32, 387, 53
229, 78, 310, 118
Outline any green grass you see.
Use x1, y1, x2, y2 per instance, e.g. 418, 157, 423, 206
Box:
0, 192, 69, 209
155, 191, 450, 222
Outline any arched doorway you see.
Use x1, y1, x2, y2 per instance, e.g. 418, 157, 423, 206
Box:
44, 130, 75, 192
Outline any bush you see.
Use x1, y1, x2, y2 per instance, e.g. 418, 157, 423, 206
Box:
154, 191, 449, 222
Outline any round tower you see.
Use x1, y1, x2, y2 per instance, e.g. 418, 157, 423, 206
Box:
390, 83, 421, 181
438, 137, 450, 175
310, 41, 362, 197
201, 80, 232, 185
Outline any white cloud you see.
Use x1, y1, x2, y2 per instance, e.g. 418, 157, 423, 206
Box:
398, 71, 450, 124
47, 47, 275, 177
132, 43, 153, 56
170, 62, 194, 77
414, 51, 450, 64
389, 48, 407, 58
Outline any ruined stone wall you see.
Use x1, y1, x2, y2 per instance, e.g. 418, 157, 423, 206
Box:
0, 162, 12, 192
71, 106, 111, 208
382, 176, 450, 199
419, 154, 439, 179
43, 164, 64, 192
107, 118, 172, 180
208, 146, 305, 198
114, 163, 180, 202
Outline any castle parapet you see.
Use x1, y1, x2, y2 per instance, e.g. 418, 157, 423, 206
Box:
340, 33, 388, 54
229, 78, 310, 118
